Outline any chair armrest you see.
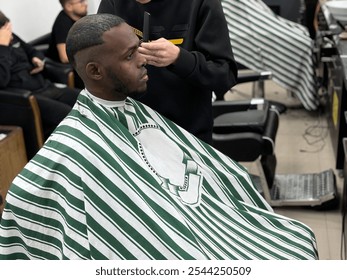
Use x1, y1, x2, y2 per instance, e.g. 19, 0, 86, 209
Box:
29, 33, 51, 52
0, 88, 32, 101
29, 33, 75, 88
212, 98, 268, 118
237, 70, 272, 84
43, 57, 74, 87
0, 87, 44, 158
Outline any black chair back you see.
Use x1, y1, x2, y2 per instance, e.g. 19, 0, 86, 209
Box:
0, 89, 44, 159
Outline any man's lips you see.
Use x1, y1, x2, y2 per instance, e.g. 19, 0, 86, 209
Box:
141, 70, 148, 81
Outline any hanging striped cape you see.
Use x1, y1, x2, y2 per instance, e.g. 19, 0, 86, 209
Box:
0, 90, 318, 259
221, 0, 319, 110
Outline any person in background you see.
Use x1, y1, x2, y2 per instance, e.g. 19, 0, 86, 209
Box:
97, 0, 238, 144
0, 13, 318, 260
47, 0, 88, 88
0, 11, 79, 139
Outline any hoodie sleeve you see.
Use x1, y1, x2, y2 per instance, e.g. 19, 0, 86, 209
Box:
0, 45, 12, 88
167, 0, 238, 99
18, 34, 45, 61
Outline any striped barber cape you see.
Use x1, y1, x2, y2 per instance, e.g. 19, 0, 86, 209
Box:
221, 0, 320, 110
0, 90, 318, 259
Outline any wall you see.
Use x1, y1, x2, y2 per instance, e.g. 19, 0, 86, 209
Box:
0, 0, 101, 41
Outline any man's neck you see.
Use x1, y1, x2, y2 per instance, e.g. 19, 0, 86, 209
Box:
85, 89, 126, 108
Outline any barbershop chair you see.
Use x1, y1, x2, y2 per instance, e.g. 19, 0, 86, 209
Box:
236, 68, 272, 99
235, 63, 287, 114
213, 99, 279, 198
28, 32, 51, 51
0, 88, 44, 160
43, 57, 75, 89
212, 99, 338, 208
29, 33, 75, 88
0, 36, 78, 160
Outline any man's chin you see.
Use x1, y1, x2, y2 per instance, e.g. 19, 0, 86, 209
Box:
128, 89, 147, 100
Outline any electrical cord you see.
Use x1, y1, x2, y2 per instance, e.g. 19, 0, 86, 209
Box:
230, 87, 329, 154
300, 110, 329, 153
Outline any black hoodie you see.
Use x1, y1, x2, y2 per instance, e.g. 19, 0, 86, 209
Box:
0, 34, 50, 91
98, 0, 237, 143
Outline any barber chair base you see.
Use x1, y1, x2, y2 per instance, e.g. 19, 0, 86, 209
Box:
251, 166, 338, 209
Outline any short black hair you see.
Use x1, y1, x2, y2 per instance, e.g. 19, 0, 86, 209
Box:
0, 11, 9, 28
66, 13, 125, 66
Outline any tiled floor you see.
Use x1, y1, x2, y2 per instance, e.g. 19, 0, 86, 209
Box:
225, 79, 345, 260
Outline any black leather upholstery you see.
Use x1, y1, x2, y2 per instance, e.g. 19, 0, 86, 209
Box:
43, 57, 74, 86
212, 99, 279, 188
0, 88, 43, 159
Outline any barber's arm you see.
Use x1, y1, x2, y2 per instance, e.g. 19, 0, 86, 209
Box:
139, 0, 238, 99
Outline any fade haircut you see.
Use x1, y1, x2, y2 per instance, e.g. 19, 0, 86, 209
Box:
66, 13, 125, 67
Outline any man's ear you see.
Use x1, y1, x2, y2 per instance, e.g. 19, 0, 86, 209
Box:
85, 62, 102, 81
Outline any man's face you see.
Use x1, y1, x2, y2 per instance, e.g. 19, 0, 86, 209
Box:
69, 0, 88, 18
100, 23, 148, 99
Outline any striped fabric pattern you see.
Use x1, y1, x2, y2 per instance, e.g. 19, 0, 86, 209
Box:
221, 0, 319, 110
0, 90, 318, 259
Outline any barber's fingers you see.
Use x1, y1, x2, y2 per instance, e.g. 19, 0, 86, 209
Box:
139, 53, 176, 67
139, 38, 179, 67
139, 51, 169, 67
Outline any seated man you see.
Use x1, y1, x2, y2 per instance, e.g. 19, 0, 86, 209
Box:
46, 0, 88, 89
0, 14, 318, 260
0, 11, 79, 139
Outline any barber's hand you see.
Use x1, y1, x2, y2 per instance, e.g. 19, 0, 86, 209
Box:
139, 38, 180, 67
30, 57, 45, 74
0, 22, 13, 46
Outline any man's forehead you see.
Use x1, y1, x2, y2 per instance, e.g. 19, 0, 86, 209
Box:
102, 23, 139, 51
103, 23, 134, 40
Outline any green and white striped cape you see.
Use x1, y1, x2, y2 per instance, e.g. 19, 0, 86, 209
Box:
0, 90, 318, 259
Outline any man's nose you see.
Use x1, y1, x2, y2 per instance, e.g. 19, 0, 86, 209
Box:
138, 52, 147, 67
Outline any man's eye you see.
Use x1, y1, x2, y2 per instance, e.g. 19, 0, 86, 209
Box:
127, 51, 134, 60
